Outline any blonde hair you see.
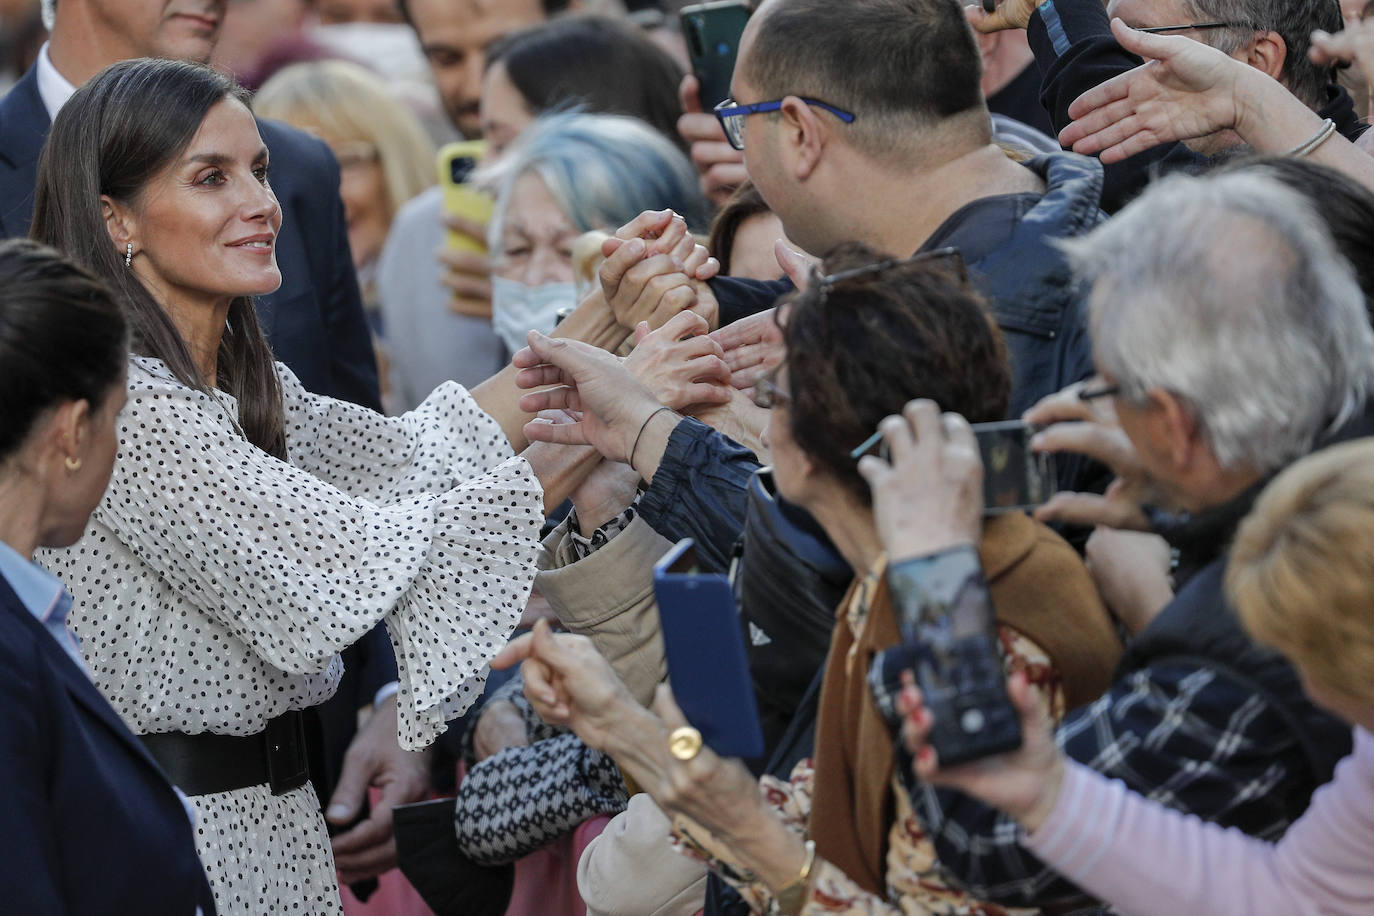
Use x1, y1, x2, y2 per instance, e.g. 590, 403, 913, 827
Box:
254, 60, 434, 228
1227, 438, 1374, 706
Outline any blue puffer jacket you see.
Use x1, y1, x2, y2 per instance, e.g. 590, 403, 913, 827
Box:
711, 150, 1105, 421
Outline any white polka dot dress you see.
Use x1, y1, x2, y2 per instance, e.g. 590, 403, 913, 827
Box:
40, 357, 543, 915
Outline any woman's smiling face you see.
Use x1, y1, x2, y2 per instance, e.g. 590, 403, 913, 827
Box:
115, 96, 284, 312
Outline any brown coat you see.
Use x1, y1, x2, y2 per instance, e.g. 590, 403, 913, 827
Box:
808, 512, 1120, 895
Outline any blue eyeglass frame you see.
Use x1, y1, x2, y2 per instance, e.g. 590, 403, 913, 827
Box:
713, 97, 857, 150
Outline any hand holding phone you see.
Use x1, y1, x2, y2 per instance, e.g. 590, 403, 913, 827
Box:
869, 546, 1022, 766
680, 1, 751, 110
652, 539, 765, 760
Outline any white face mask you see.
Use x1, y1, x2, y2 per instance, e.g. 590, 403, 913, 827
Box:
490, 276, 579, 355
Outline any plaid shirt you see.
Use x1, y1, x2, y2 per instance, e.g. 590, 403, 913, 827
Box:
907, 563, 1346, 909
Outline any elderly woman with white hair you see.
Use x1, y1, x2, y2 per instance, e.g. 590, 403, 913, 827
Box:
477, 110, 711, 357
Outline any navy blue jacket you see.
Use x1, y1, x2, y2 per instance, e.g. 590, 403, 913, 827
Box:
1027, 0, 1367, 213
0, 64, 396, 799
710, 151, 1105, 493
0, 573, 216, 915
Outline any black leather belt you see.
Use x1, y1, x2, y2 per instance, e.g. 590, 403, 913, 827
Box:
139, 710, 312, 797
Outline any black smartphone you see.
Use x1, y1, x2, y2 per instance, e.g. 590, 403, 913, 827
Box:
975, 420, 1056, 515
653, 538, 765, 759
870, 548, 1022, 767
680, 0, 752, 110
851, 419, 1057, 516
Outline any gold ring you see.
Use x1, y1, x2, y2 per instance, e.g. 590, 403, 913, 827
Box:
668, 726, 703, 761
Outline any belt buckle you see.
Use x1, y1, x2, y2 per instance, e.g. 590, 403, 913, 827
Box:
263, 710, 310, 796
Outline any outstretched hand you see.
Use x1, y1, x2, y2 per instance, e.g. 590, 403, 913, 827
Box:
626, 311, 733, 413
1059, 19, 1246, 162
899, 669, 1066, 833
514, 331, 666, 463
490, 619, 640, 754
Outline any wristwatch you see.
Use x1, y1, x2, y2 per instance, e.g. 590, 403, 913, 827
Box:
767, 840, 816, 916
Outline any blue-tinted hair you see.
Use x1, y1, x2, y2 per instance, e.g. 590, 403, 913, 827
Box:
483, 110, 711, 249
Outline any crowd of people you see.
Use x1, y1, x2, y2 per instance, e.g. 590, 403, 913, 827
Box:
3, 0, 1374, 914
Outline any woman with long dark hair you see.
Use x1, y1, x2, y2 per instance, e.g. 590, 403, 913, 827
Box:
29, 57, 550, 914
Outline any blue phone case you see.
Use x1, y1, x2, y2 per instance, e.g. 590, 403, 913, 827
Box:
652, 539, 766, 760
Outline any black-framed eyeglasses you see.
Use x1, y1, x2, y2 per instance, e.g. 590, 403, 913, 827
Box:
1077, 382, 1121, 402
1134, 20, 1253, 33
713, 97, 857, 151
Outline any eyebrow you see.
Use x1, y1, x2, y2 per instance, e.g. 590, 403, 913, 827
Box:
183, 146, 270, 168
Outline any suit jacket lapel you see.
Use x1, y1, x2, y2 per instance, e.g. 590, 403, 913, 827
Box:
0, 66, 52, 239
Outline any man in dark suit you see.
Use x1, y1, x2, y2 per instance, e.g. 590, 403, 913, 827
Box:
0, 0, 429, 888
0, 570, 217, 915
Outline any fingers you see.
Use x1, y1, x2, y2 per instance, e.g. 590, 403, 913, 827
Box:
522, 415, 591, 446
774, 240, 812, 289
614, 209, 675, 242
963, 2, 1026, 33
634, 321, 651, 346
490, 632, 536, 670
441, 211, 487, 238
1022, 382, 1099, 428
1033, 491, 1129, 529
645, 282, 700, 330
325, 762, 369, 827
650, 213, 692, 258
1030, 421, 1134, 471
600, 237, 648, 305
513, 363, 570, 389
1108, 15, 1175, 60
678, 72, 704, 115
1064, 65, 1134, 123
710, 308, 775, 352
658, 308, 711, 341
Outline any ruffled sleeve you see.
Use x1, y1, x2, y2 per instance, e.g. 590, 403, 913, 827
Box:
93, 359, 543, 748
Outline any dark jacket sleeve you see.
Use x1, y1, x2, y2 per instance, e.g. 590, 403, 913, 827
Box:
0, 635, 65, 915
1027, 0, 1209, 212
709, 276, 795, 327
636, 417, 762, 574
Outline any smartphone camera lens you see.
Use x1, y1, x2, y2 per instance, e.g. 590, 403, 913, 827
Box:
450, 157, 475, 184
686, 16, 705, 58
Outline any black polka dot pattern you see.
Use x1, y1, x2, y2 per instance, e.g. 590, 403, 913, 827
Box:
39, 357, 544, 914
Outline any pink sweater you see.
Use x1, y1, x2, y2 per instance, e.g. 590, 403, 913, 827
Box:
1023, 727, 1373, 915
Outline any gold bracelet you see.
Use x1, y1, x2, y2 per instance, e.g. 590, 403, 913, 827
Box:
766, 839, 816, 916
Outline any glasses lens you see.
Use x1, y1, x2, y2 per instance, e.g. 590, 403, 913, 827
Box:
715, 99, 744, 150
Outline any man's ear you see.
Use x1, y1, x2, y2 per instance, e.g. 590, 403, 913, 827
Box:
1245, 30, 1287, 84
777, 95, 826, 180
1148, 388, 1202, 473
100, 194, 137, 251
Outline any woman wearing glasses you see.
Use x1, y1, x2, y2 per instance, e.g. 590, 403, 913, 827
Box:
497, 244, 1120, 915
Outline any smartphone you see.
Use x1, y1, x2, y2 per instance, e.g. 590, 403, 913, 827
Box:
436, 140, 494, 254
851, 419, 1056, 515
652, 538, 765, 760
982, 0, 997, 11
871, 549, 1022, 767
975, 420, 1056, 515
680, 0, 751, 110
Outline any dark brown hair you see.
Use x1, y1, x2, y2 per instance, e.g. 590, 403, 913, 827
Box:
31, 58, 287, 458
783, 241, 1010, 504
708, 181, 773, 277
485, 15, 687, 153
0, 239, 130, 461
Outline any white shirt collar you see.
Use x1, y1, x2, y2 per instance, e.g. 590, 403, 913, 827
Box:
35, 41, 78, 122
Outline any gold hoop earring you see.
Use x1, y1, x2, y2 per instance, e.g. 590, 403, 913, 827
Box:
125, 243, 133, 268
64, 456, 82, 472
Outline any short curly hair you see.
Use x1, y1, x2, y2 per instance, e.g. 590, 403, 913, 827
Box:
1228, 438, 1374, 708
781, 241, 1010, 505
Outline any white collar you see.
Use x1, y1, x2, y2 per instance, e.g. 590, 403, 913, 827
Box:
35, 41, 78, 122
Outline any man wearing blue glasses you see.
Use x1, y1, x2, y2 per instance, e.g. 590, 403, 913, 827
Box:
605, 0, 1104, 436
